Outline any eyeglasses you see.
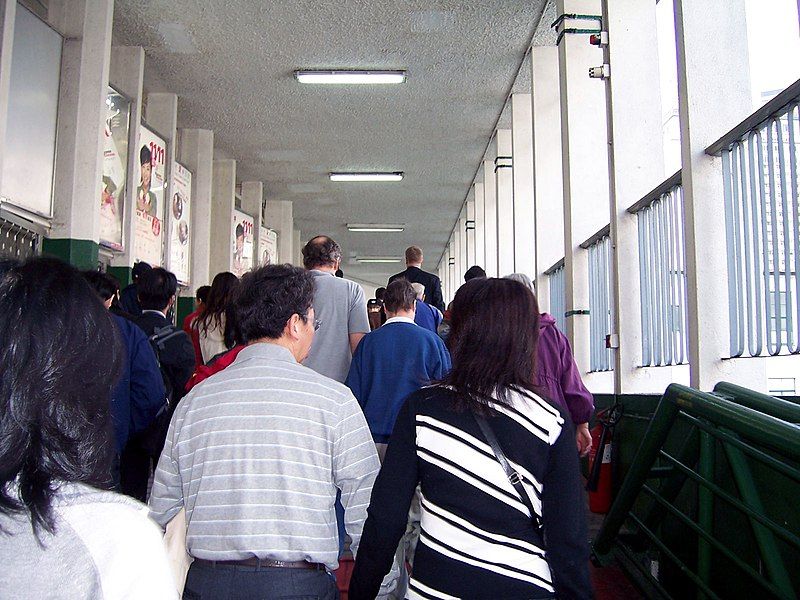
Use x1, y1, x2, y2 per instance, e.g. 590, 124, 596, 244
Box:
313, 319, 322, 331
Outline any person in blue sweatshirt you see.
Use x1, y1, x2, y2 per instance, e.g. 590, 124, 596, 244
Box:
346, 278, 451, 456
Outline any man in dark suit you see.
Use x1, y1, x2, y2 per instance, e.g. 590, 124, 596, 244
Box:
388, 245, 445, 312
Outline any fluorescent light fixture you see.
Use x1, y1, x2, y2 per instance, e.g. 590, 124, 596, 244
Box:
330, 172, 404, 182
356, 256, 403, 263
347, 223, 405, 232
294, 70, 407, 85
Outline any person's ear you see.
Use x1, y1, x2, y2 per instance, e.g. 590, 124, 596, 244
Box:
286, 313, 302, 340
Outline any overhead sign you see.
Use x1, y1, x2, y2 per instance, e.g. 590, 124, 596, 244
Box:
169, 162, 192, 284
133, 124, 166, 266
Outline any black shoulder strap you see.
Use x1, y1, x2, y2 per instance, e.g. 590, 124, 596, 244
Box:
474, 413, 544, 536
149, 325, 184, 352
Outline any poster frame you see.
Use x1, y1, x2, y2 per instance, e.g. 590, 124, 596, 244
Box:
99, 84, 132, 252
132, 120, 168, 267
168, 159, 192, 285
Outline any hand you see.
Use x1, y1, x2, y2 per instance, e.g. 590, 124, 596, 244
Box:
576, 422, 592, 457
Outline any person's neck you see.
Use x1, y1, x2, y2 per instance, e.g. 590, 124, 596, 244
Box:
387, 309, 415, 320
249, 336, 302, 362
406, 262, 422, 269
313, 264, 337, 274
143, 307, 168, 317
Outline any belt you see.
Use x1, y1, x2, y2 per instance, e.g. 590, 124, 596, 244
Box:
193, 557, 326, 571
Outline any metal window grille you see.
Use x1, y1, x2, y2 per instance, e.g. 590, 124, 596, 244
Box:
548, 262, 566, 333
634, 182, 689, 366
0, 217, 40, 261
721, 101, 800, 357
588, 235, 613, 372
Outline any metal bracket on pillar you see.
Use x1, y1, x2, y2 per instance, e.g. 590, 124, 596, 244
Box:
465, 220, 476, 231
565, 309, 591, 318
494, 156, 513, 173
551, 13, 602, 46
448, 257, 455, 267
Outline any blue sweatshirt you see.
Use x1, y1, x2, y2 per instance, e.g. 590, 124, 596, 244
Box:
346, 319, 451, 443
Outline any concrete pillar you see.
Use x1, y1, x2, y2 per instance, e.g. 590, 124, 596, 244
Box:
473, 181, 486, 269
556, 0, 611, 376
178, 128, 214, 289
482, 160, 498, 277
263, 200, 293, 264
602, 0, 680, 394
45, 0, 114, 268
494, 129, 514, 276
108, 46, 144, 275
241, 181, 263, 265
512, 93, 536, 279
466, 190, 476, 267
531, 46, 564, 313
457, 205, 467, 284
674, 0, 764, 390
210, 159, 235, 277
0, 0, 17, 197
293, 226, 303, 267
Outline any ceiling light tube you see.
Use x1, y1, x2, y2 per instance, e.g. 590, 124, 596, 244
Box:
330, 172, 404, 182
356, 256, 403, 263
294, 70, 407, 85
347, 223, 405, 232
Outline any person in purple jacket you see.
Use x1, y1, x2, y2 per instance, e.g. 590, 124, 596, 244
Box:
505, 273, 594, 456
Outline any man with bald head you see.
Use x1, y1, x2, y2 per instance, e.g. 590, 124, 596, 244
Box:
302, 235, 371, 383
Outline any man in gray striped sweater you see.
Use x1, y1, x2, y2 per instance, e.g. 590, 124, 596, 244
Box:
149, 264, 381, 599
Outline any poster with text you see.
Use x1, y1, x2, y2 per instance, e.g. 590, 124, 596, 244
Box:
258, 227, 278, 266
169, 162, 192, 284
231, 210, 254, 277
133, 125, 166, 266
99, 88, 130, 251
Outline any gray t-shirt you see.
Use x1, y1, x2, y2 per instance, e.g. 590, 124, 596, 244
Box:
304, 270, 370, 382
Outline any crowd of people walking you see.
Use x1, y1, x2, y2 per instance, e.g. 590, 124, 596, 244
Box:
0, 238, 594, 599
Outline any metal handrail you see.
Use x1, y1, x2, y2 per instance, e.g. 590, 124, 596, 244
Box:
713, 382, 800, 423
627, 170, 682, 214
579, 224, 610, 250
543, 257, 565, 276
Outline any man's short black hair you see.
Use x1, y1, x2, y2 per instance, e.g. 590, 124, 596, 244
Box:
234, 264, 315, 343
138, 267, 178, 311
132, 261, 152, 281
196, 285, 211, 304
384, 279, 417, 313
81, 270, 119, 302
302, 235, 342, 269
464, 265, 487, 282
375, 287, 386, 301
140, 145, 151, 166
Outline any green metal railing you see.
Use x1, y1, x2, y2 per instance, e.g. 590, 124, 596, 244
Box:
593, 383, 800, 600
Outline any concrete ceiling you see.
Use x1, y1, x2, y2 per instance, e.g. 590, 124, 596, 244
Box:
112, 1, 551, 286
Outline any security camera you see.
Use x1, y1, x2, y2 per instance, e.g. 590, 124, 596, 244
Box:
589, 64, 610, 79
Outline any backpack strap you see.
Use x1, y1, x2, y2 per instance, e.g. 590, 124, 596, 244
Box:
149, 325, 185, 353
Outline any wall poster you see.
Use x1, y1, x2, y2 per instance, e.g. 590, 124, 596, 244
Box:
258, 226, 278, 266
231, 209, 254, 277
133, 124, 166, 266
100, 87, 130, 251
169, 161, 192, 284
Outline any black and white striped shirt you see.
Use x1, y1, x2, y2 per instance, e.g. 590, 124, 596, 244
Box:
349, 386, 591, 599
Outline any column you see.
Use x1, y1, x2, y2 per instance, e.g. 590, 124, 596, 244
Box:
512, 93, 535, 279
556, 0, 610, 375
210, 159, 235, 277
241, 181, 263, 268
466, 190, 476, 267
293, 226, 303, 267
263, 200, 294, 264
482, 160, 498, 277
178, 128, 214, 290
531, 46, 564, 312
0, 0, 17, 195
674, 0, 764, 389
494, 129, 514, 276
603, 0, 676, 394
457, 205, 467, 284
107, 46, 144, 282
473, 181, 486, 269
45, 0, 114, 268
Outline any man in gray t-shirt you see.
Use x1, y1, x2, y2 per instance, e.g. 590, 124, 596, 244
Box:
302, 236, 370, 382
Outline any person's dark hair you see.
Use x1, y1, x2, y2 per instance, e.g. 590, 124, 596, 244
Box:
383, 279, 417, 313
0, 258, 122, 534
405, 246, 423, 264
137, 267, 178, 311
132, 261, 152, 282
139, 145, 151, 166
82, 270, 119, 302
196, 285, 211, 304
302, 235, 342, 269
464, 265, 487, 282
0, 258, 19, 279
335, 269, 343, 278
440, 277, 540, 412
375, 287, 386, 302
197, 271, 240, 336
235, 224, 244, 239
234, 264, 315, 343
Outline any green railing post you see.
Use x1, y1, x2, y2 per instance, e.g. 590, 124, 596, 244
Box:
697, 432, 714, 600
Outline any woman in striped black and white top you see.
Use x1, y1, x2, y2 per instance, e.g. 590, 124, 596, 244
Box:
349, 277, 592, 600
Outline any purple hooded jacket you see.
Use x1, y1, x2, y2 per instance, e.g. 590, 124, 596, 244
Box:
535, 313, 594, 425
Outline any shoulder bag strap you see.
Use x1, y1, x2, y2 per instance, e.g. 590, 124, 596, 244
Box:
474, 413, 544, 537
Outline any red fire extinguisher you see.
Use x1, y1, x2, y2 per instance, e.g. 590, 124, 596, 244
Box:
586, 404, 623, 514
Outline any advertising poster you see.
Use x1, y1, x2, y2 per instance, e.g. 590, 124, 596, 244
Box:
258, 227, 278, 266
169, 162, 192, 284
100, 88, 130, 251
231, 210, 254, 277
133, 125, 166, 266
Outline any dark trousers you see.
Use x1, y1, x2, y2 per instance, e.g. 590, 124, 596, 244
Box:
183, 561, 339, 600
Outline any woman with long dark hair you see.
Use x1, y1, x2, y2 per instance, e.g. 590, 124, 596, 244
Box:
196, 271, 240, 363
0, 258, 175, 597
349, 278, 591, 600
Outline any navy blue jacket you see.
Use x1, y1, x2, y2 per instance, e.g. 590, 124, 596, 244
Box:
346, 320, 451, 443
413, 301, 442, 333
119, 283, 142, 317
110, 314, 165, 453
